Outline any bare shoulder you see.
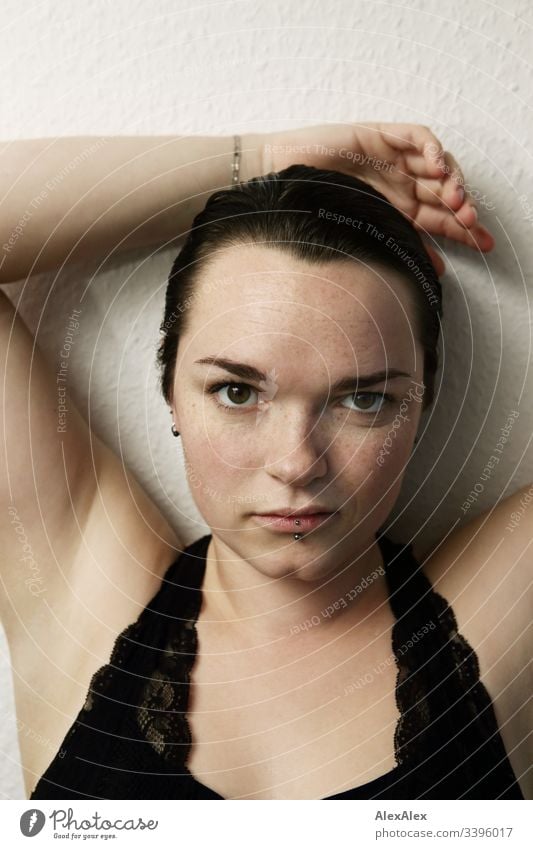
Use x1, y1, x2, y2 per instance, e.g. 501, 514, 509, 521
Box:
415, 483, 533, 799
420, 482, 532, 626
9, 434, 186, 798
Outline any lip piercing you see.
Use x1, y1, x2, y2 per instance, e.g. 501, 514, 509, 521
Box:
293, 518, 302, 541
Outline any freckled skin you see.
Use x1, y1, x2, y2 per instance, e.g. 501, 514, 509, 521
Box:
170, 244, 425, 617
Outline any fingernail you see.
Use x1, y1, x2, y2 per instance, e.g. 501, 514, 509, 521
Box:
457, 185, 465, 203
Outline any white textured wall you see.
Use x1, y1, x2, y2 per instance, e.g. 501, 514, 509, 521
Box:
1, 0, 531, 800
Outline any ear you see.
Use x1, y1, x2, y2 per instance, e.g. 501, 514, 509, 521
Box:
169, 401, 180, 432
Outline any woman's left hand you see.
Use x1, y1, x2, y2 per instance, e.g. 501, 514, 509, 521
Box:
258, 122, 495, 277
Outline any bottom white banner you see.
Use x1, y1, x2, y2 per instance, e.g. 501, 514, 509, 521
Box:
1, 799, 531, 848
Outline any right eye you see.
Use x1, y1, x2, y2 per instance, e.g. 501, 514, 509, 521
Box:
207, 381, 259, 412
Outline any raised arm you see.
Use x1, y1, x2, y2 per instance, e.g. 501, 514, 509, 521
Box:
0, 124, 492, 286
0, 135, 263, 285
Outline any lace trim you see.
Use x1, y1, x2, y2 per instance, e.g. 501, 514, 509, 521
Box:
388, 546, 514, 780
82, 620, 142, 713
135, 614, 198, 761
69, 535, 515, 788
133, 540, 207, 765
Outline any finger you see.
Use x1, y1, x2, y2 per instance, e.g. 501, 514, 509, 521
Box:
442, 150, 466, 191
407, 128, 446, 178
403, 148, 444, 178
404, 146, 470, 212
414, 205, 495, 252
379, 123, 446, 170
415, 177, 464, 209
371, 123, 445, 179
417, 148, 480, 223
454, 196, 479, 228
415, 179, 480, 226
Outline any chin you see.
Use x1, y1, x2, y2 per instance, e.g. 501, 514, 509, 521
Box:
246, 544, 339, 582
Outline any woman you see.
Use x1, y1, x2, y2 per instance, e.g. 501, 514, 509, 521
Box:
0, 124, 529, 800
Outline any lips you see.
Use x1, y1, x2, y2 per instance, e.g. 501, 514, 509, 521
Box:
254, 507, 333, 517
251, 511, 337, 533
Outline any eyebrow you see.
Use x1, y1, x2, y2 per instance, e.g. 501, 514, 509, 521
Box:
193, 356, 413, 391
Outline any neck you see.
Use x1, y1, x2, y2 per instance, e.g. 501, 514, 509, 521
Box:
202, 532, 389, 644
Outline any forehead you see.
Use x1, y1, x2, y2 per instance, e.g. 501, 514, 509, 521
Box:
181, 244, 420, 367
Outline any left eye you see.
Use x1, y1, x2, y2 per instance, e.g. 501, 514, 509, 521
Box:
340, 392, 391, 414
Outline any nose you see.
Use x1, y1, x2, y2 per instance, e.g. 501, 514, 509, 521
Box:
264, 411, 328, 487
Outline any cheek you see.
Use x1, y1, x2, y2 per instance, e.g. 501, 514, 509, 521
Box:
338, 420, 414, 466
181, 430, 257, 522
336, 427, 414, 502
188, 425, 256, 474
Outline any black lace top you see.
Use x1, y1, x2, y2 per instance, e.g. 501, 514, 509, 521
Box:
30, 533, 523, 800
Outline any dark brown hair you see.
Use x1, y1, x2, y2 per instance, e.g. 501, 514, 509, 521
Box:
157, 164, 442, 408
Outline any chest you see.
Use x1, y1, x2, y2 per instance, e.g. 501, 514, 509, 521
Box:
185, 611, 401, 799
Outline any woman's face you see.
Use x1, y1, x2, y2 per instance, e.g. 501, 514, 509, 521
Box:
171, 243, 426, 581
